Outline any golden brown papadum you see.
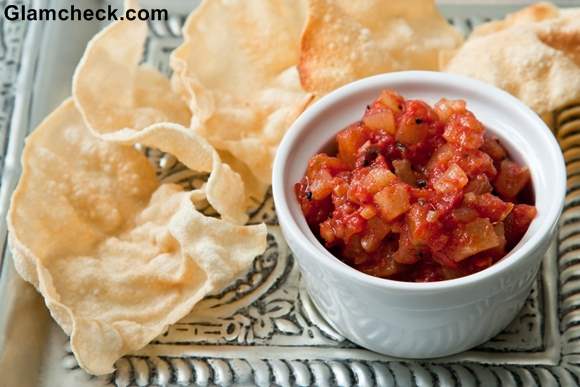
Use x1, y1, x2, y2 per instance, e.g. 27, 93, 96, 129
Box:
298, 0, 464, 94
13, 1, 267, 375
469, 2, 559, 38
170, 0, 314, 187
73, 2, 249, 223
8, 99, 267, 375
72, 11, 190, 134
444, 3, 580, 115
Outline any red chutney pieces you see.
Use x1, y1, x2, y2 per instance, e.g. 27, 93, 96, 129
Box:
295, 90, 536, 282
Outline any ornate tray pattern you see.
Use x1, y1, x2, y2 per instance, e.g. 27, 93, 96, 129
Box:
1, 2, 580, 386
0, 0, 28, 178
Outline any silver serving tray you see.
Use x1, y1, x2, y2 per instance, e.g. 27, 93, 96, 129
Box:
1, 1, 580, 386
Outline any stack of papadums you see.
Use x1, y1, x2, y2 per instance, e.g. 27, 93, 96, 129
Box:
7, 0, 579, 375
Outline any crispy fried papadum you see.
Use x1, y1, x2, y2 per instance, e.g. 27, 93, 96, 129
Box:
7, 100, 267, 375
298, 0, 464, 94
73, 2, 251, 218
170, 0, 314, 187
73, 12, 190, 134
444, 3, 580, 115
469, 2, 560, 37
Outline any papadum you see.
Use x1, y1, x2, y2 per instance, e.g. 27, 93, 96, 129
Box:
7, 100, 267, 375
73, 10, 190, 135
444, 3, 580, 115
298, 0, 464, 94
170, 0, 314, 187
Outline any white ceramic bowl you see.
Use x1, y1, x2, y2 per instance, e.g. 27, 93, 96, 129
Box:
272, 71, 566, 358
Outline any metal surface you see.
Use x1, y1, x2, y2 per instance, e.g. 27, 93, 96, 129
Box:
0, 1, 579, 386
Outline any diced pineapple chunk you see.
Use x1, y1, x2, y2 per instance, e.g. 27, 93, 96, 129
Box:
451, 207, 479, 223
363, 108, 396, 134
396, 117, 428, 145
363, 167, 397, 194
309, 169, 334, 200
374, 184, 410, 221
337, 123, 370, 168
447, 218, 501, 262
320, 220, 336, 244
426, 143, 454, 173
434, 98, 466, 122
306, 154, 347, 179
377, 89, 404, 114
433, 163, 468, 193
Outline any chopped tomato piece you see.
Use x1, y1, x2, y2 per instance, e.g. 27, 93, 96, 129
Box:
494, 159, 531, 200
360, 218, 391, 253
443, 111, 485, 150
465, 174, 493, 194
295, 180, 333, 225
456, 150, 497, 179
359, 254, 400, 278
505, 204, 537, 249
489, 222, 507, 259
463, 192, 514, 222
481, 135, 508, 162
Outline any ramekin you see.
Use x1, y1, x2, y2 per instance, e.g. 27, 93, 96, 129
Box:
272, 71, 566, 358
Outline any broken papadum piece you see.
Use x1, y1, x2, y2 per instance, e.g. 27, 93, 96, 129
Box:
170, 0, 314, 186
7, 99, 267, 375
444, 3, 580, 116
298, 0, 464, 94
